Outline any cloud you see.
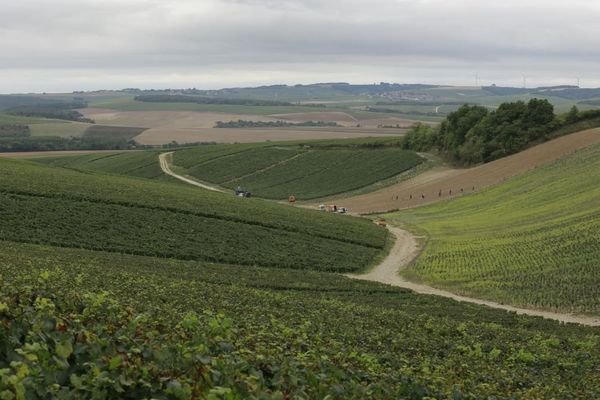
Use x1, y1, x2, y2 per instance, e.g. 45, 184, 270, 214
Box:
0, 0, 599, 92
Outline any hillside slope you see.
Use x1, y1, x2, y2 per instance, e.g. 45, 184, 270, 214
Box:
171, 141, 423, 200
339, 127, 600, 213
0, 158, 387, 272
391, 143, 600, 313
2, 239, 600, 398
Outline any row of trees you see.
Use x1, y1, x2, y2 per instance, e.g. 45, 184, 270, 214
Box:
0, 136, 137, 152
214, 120, 340, 128
401, 99, 600, 164
135, 94, 293, 107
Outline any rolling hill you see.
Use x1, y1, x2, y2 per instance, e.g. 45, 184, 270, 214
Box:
0, 158, 387, 272
170, 140, 423, 200
391, 143, 600, 313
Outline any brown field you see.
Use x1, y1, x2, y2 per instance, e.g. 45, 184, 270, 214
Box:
324, 128, 600, 214
80, 109, 402, 145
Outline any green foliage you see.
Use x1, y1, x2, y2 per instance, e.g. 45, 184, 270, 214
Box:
392, 144, 600, 312
173, 143, 423, 200
214, 119, 340, 128
399, 99, 597, 164
400, 123, 437, 151
35, 151, 167, 180
0, 158, 386, 271
0, 125, 30, 138
135, 94, 294, 107
0, 135, 137, 152
1, 241, 600, 398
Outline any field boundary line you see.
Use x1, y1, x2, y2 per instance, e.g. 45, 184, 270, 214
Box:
346, 226, 600, 326
223, 151, 309, 185
159, 152, 224, 192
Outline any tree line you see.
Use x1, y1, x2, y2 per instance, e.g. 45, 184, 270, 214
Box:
401, 99, 600, 164
214, 120, 340, 128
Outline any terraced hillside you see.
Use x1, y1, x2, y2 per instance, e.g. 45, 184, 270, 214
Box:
392, 144, 600, 313
172, 141, 423, 200
0, 158, 387, 272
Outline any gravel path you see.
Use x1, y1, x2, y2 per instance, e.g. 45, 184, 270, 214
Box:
347, 227, 600, 326
159, 152, 224, 192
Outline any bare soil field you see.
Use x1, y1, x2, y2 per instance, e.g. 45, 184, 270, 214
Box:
81, 109, 281, 129
80, 109, 400, 145
327, 127, 600, 214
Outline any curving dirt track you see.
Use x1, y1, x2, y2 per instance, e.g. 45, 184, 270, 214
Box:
337, 128, 600, 214
159, 152, 224, 192
347, 227, 600, 326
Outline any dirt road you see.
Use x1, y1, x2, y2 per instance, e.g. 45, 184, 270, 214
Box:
347, 227, 600, 326
158, 152, 224, 192
338, 127, 600, 214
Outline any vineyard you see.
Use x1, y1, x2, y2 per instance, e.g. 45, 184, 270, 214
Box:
36, 151, 168, 180
393, 144, 600, 313
2, 239, 600, 398
172, 142, 423, 200
0, 158, 386, 271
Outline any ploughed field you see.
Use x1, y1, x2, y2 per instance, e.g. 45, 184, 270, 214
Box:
171, 141, 423, 200
0, 158, 386, 272
392, 144, 600, 313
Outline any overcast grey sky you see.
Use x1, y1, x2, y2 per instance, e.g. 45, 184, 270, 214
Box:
1, 0, 599, 93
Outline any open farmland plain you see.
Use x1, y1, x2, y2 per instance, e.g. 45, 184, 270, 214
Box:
80, 108, 411, 145
388, 143, 600, 313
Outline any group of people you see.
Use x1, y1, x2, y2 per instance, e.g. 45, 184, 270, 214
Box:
393, 186, 476, 202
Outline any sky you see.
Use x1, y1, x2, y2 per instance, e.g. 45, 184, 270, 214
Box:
1, 0, 599, 93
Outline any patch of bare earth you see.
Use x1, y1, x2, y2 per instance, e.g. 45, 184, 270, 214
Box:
328, 128, 600, 214
80, 109, 401, 145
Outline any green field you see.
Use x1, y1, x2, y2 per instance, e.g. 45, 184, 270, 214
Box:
391, 144, 600, 313
172, 142, 423, 200
35, 151, 167, 180
2, 144, 600, 397
2, 233, 600, 398
0, 158, 386, 272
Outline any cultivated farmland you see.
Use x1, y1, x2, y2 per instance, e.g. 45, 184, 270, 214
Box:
338, 127, 600, 213
2, 233, 600, 398
0, 158, 386, 271
171, 141, 423, 200
391, 143, 600, 313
